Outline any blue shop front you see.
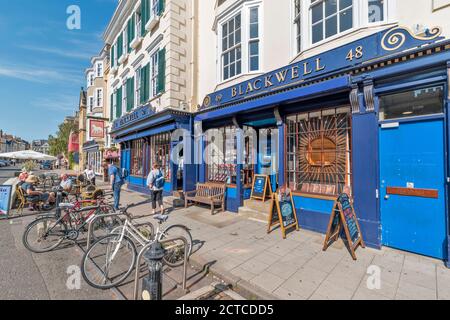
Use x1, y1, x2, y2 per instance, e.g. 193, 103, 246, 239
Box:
111, 105, 195, 197
196, 26, 450, 264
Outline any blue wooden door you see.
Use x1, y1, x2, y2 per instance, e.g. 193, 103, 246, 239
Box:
380, 119, 447, 259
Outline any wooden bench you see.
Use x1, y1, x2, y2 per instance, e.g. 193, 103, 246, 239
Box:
184, 182, 226, 215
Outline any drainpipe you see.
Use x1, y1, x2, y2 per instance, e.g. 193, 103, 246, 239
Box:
190, 0, 199, 110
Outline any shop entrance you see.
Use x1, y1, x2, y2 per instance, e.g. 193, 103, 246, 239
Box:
379, 85, 447, 259
256, 127, 278, 193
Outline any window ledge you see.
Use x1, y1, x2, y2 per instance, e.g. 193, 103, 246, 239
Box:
130, 36, 143, 49
118, 54, 129, 65
145, 16, 160, 32
291, 191, 337, 201
110, 66, 118, 75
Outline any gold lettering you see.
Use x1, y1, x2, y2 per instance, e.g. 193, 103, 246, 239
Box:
254, 79, 262, 90
303, 62, 312, 75
265, 75, 274, 87
231, 87, 237, 98
291, 66, 300, 79
316, 58, 325, 71
246, 82, 254, 94
275, 69, 289, 83
239, 85, 244, 95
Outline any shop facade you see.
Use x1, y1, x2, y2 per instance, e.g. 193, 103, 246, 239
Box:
195, 26, 450, 263
110, 105, 195, 196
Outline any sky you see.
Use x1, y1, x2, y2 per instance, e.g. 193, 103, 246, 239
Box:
0, 0, 117, 142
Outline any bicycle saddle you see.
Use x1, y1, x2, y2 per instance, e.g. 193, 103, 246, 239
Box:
153, 214, 168, 223
59, 203, 75, 209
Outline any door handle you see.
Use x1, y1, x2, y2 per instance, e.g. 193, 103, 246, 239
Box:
384, 195, 390, 200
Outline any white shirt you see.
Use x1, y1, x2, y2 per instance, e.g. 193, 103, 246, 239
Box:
84, 169, 95, 180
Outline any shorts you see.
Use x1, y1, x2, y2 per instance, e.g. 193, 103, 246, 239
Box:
29, 193, 49, 203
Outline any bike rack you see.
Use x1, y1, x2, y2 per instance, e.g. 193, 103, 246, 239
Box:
86, 212, 125, 250
133, 236, 189, 300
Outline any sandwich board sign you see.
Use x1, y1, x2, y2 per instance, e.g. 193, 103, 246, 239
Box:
251, 174, 272, 202
323, 192, 365, 260
0, 185, 12, 219
267, 188, 299, 239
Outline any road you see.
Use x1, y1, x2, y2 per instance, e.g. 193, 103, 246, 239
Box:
0, 165, 118, 300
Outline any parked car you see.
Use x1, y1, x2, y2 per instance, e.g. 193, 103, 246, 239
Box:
0, 160, 7, 167
40, 160, 53, 170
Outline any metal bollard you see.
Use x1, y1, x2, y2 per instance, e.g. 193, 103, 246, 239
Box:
141, 241, 166, 301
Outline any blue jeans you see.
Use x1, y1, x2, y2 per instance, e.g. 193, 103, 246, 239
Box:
112, 182, 122, 210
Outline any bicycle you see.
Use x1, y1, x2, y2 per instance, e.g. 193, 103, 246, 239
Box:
22, 198, 122, 253
81, 204, 193, 290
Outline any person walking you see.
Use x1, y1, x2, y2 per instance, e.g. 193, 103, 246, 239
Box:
108, 162, 124, 211
147, 163, 165, 215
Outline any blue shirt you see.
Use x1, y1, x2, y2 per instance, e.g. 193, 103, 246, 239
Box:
108, 166, 124, 185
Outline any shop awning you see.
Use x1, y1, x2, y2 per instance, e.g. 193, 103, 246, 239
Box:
195, 75, 351, 122
113, 123, 177, 144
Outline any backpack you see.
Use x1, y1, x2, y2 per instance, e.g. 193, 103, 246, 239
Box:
154, 170, 165, 189
121, 168, 129, 180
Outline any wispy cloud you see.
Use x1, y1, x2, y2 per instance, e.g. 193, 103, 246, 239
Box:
31, 94, 78, 112
0, 63, 82, 84
19, 44, 98, 60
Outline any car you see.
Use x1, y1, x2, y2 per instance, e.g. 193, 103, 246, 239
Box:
0, 160, 7, 167
40, 161, 53, 170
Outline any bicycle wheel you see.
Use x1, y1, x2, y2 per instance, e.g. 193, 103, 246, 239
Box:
81, 233, 137, 289
22, 216, 67, 253
90, 214, 123, 240
160, 225, 193, 267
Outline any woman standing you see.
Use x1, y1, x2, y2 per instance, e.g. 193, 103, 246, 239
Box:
146, 163, 165, 215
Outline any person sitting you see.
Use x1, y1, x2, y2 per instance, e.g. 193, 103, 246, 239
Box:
59, 174, 73, 193
21, 175, 56, 210
18, 169, 29, 187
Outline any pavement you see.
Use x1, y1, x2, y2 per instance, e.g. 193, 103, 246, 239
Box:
115, 183, 450, 300
3, 166, 450, 300
0, 166, 241, 300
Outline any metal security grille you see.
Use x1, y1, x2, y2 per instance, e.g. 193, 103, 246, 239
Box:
131, 138, 145, 176
149, 132, 171, 179
206, 126, 237, 184
286, 106, 352, 195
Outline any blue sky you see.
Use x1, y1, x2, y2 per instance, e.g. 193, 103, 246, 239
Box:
0, 0, 117, 142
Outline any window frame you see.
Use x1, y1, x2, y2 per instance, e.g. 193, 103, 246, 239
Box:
88, 95, 94, 112
217, 1, 263, 84
96, 88, 103, 108
96, 62, 103, 78
135, 67, 142, 108
285, 106, 353, 197
150, 49, 159, 98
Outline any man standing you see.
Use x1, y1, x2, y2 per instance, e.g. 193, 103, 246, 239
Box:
108, 162, 124, 211
84, 165, 96, 186
147, 163, 165, 215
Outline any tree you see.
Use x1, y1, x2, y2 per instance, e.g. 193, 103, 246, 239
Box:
48, 120, 78, 157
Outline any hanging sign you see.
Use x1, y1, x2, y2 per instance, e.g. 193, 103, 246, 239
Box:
323, 192, 365, 260
0, 185, 12, 219
250, 174, 272, 202
267, 188, 299, 239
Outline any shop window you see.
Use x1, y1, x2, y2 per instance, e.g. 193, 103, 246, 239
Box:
131, 139, 145, 176
379, 85, 444, 121
205, 126, 238, 184
149, 132, 171, 180
311, 0, 353, 44
286, 107, 352, 196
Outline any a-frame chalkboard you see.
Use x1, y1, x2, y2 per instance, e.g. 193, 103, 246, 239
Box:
267, 192, 299, 239
323, 193, 365, 260
251, 174, 272, 202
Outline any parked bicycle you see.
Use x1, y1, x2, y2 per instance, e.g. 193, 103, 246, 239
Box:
81, 204, 193, 290
22, 198, 122, 253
